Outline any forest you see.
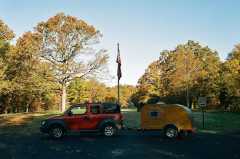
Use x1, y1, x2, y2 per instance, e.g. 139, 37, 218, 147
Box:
0, 13, 239, 114
132, 40, 240, 112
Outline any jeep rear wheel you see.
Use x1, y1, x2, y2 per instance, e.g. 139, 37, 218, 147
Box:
49, 126, 64, 139
102, 125, 117, 137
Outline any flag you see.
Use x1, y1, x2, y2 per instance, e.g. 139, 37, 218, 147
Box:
116, 43, 122, 80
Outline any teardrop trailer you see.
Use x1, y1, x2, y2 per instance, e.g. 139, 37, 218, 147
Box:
139, 103, 195, 138
40, 103, 195, 139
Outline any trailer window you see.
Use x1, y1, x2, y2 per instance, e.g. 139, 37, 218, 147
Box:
150, 111, 159, 118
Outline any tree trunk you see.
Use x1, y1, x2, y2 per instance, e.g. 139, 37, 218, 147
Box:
61, 84, 67, 112
26, 105, 29, 113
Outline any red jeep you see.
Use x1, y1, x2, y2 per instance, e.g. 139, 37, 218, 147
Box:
40, 103, 123, 139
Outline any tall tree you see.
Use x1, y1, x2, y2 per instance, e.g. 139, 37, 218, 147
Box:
0, 19, 14, 80
3, 32, 58, 112
35, 13, 108, 111
221, 44, 240, 111
134, 41, 221, 108
0, 19, 15, 113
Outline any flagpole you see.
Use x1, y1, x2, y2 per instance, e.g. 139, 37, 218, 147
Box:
117, 43, 120, 105
118, 76, 120, 104
116, 42, 122, 105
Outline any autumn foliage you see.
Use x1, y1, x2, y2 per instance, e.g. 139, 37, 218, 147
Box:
0, 14, 239, 113
132, 41, 239, 111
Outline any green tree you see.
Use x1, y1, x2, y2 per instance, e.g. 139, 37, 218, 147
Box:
0, 19, 15, 113
221, 44, 240, 111
68, 78, 136, 108
0, 19, 14, 82
35, 13, 108, 111
114, 85, 136, 108
68, 79, 107, 104
3, 32, 58, 112
134, 41, 221, 108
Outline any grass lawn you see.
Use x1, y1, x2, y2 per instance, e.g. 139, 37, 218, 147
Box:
0, 109, 240, 136
0, 112, 59, 136
192, 111, 240, 133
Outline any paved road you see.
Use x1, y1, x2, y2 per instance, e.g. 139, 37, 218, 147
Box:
0, 131, 239, 159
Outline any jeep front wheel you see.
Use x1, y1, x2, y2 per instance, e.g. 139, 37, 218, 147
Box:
49, 126, 64, 139
102, 125, 116, 137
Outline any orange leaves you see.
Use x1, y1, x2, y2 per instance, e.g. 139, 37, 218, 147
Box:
137, 40, 222, 103
0, 19, 15, 41
36, 13, 97, 37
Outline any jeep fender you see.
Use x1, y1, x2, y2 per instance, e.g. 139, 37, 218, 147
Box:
97, 119, 117, 130
47, 119, 67, 131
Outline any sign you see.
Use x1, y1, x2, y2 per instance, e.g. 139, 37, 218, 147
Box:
198, 97, 207, 107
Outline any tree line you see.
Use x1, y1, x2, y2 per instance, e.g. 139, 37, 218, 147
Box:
131, 41, 240, 112
0, 13, 239, 113
0, 13, 137, 114
68, 79, 136, 108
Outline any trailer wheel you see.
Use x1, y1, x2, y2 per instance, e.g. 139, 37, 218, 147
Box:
164, 125, 178, 139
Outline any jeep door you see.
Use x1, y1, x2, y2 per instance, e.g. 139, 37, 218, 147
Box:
87, 104, 102, 129
64, 104, 90, 131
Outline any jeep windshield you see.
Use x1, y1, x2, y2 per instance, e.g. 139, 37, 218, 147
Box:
102, 103, 121, 113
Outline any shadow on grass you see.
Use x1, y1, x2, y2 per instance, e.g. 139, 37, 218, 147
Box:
0, 112, 59, 136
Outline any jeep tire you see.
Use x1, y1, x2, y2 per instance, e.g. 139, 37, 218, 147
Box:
102, 124, 117, 137
49, 125, 65, 139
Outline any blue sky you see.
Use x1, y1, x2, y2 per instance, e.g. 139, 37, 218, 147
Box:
1, 0, 240, 86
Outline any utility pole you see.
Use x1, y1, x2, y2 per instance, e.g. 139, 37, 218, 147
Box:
185, 52, 190, 108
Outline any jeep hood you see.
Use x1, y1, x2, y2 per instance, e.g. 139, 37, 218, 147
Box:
48, 114, 65, 120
